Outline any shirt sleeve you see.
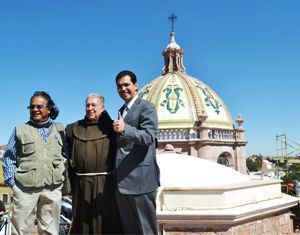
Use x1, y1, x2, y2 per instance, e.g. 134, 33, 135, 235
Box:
2, 128, 18, 188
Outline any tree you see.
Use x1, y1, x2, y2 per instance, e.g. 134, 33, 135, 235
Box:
246, 155, 262, 172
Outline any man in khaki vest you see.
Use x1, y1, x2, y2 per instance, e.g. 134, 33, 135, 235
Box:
2, 91, 67, 235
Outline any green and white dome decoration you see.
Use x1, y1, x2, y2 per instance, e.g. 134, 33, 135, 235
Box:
139, 32, 233, 130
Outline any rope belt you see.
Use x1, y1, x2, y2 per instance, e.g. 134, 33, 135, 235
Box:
75, 171, 114, 176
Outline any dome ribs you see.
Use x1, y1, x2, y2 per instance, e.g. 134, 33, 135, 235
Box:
177, 73, 205, 121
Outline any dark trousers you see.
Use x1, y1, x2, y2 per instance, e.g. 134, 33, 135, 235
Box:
115, 190, 158, 235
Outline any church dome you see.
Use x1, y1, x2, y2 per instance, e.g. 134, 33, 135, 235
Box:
139, 32, 234, 130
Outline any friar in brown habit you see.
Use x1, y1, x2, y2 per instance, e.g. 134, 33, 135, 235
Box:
66, 93, 122, 234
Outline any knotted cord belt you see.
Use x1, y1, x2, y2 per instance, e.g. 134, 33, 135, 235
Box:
75, 171, 113, 176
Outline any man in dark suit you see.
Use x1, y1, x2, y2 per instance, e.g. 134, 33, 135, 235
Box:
113, 70, 160, 234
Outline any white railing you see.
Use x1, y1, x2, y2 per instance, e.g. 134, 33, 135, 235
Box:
157, 128, 200, 140
208, 129, 235, 140
157, 127, 236, 141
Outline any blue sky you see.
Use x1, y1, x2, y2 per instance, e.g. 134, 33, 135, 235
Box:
0, 0, 300, 156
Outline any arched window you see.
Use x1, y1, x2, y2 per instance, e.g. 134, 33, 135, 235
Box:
217, 155, 229, 167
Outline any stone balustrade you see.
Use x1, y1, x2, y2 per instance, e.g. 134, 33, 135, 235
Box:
157, 127, 239, 141
157, 128, 199, 140
208, 128, 235, 140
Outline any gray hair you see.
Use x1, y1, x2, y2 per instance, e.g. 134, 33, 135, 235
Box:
86, 93, 104, 105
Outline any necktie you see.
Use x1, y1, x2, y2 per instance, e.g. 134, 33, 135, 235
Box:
122, 107, 129, 118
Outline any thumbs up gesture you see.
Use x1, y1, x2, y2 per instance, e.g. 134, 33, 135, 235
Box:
113, 112, 126, 133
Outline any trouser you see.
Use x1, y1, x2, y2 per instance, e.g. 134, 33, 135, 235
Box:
115, 190, 158, 235
11, 183, 62, 235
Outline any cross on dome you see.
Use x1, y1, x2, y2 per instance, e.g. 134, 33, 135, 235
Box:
168, 12, 177, 32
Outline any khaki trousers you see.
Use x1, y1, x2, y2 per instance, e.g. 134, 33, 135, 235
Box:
11, 183, 62, 235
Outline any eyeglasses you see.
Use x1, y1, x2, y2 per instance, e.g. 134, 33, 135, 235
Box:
27, 104, 46, 110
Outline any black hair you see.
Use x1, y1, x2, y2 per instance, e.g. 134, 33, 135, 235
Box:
30, 91, 59, 120
115, 70, 137, 84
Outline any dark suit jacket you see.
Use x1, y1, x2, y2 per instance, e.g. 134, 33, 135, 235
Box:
115, 97, 160, 195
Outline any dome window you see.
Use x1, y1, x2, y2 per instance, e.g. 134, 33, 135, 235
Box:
217, 155, 229, 167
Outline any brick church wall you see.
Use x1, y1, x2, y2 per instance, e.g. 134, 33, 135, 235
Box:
161, 211, 299, 235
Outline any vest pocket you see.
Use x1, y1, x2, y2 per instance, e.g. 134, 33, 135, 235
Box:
21, 141, 35, 156
52, 159, 65, 184
15, 164, 37, 187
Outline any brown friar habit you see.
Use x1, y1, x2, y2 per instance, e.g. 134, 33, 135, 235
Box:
66, 110, 122, 234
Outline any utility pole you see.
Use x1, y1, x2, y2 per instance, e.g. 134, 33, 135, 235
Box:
276, 134, 300, 194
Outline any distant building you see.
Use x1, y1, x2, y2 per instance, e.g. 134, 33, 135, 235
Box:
0, 144, 6, 152
0, 147, 13, 209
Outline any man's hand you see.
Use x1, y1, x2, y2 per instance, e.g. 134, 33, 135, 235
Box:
113, 112, 126, 133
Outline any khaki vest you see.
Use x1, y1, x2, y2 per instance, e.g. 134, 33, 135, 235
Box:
15, 123, 65, 188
